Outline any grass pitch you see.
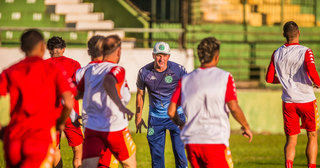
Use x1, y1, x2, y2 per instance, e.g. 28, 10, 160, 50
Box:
0, 133, 320, 168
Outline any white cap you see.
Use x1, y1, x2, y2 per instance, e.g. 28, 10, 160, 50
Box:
153, 42, 171, 55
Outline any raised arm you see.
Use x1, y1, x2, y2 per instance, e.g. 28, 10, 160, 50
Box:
103, 66, 134, 120
305, 49, 320, 87
266, 52, 280, 84
135, 88, 147, 133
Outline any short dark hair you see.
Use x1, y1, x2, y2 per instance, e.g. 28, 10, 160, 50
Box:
88, 35, 104, 58
47, 36, 66, 51
197, 37, 221, 64
20, 29, 44, 53
283, 21, 299, 40
97, 35, 121, 56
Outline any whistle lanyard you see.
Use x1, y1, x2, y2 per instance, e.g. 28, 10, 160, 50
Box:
153, 68, 168, 108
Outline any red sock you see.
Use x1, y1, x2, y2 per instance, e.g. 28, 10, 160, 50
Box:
309, 164, 316, 168
285, 160, 293, 168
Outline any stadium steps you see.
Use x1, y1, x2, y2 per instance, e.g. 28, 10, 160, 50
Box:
43, 0, 135, 48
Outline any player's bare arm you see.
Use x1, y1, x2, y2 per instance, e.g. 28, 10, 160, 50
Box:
57, 91, 74, 131
168, 102, 185, 130
227, 100, 253, 143
103, 74, 134, 120
135, 88, 147, 133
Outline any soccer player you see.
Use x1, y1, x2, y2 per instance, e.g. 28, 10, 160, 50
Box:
46, 36, 83, 168
0, 29, 75, 168
135, 42, 188, 168
77, 35, 136, 168
266, 21, 320, 168
76, 35, 105, 129
75, 35, 124, 168
168, 37, 253, 168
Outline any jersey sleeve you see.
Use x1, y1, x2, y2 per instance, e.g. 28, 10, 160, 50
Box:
179, 65, 187, 78
136, 68, 145, 90
225, 74, 238, 103
0, 71, 8, 96
171, 78, 182, 106
265, 51, 277, 83
107, 66, 125, 83
55, 68, 76, 96
71, 61, 81, 85
305, 49, 320, 86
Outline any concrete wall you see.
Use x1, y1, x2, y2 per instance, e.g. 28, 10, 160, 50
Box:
0, 47, 194, 92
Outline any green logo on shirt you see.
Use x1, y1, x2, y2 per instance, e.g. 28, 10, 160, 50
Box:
148, 127, 154, 136
165, 75, 173, 83
159, 44, 165, 51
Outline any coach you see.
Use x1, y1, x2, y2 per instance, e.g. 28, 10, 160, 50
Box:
135, 42, 188, 168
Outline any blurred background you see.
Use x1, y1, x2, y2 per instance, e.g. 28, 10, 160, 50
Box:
1, 0, 320, 134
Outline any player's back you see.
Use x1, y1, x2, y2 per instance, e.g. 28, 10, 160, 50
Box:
47, 56, 81, 82
81, 62, 130, 132
1, 57, 71, 140
76, 61, 102, 83
273, 44, 315, 103
180, 67, 231, 146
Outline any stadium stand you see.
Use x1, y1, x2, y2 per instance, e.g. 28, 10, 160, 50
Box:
0, 0, 135, 48
199, 0, 316, 27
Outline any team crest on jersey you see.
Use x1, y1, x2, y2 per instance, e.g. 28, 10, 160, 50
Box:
148, 127, 155, 136
165, 75, 173, 83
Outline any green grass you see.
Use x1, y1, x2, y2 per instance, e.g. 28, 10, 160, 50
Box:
1, 134, 320, 168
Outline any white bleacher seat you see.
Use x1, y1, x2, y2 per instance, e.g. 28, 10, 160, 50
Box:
55, 3, 93, 14
76, 20, 114, 30
65, 13, 104, 23
45, 0, 81, 5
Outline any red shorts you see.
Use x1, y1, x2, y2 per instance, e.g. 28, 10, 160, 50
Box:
283, 100, 319, 135
4, 126, 56, 168
56, 118, 84, 147
185, 144, 233, 168
98, 148, 119, 168
82, 127, 136, 163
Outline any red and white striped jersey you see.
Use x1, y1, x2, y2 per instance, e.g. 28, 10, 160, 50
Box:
77, 61, 131, 132
171, 67, 237, 146
266, 43, 320, 103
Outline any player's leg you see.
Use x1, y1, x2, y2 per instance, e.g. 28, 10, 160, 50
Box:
147, 116, 167, 168
53, 132, 62, 168
284, 135, 298, 162
167, 114, 188, 168
297, 100, 319, 167
282, 102, 300, 167
72, 144, 83, 168
64, 118, 84, 168
82, 128, 105, 168
306, 131, 317, 165
120, 151, 136, 168
104, 127, 136, 168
